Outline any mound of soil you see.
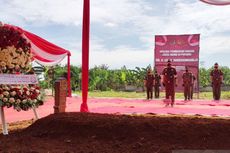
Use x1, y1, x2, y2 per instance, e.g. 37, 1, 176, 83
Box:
1, 113, 230, 153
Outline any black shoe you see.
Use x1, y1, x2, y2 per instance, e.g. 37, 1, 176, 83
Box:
164, 103, 169, 107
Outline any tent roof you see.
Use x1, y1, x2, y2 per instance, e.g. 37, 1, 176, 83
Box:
2, 23, 71, 66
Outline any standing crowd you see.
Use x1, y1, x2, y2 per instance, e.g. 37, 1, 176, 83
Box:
144, 60, 223, 107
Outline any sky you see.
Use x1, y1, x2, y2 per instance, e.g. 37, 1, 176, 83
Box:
1, 0, 230, 69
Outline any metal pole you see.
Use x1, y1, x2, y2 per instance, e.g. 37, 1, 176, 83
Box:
32, 106, 39, 120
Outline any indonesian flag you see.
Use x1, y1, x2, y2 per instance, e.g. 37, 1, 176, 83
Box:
22, 30, 71, 66
200, 0, 230, 5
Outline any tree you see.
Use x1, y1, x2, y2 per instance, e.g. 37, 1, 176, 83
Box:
132, 65, 151, 90
38, 64, 230, 92
89, 65, 109, 91
220, 66, 230, 86
199, 67, 210, 87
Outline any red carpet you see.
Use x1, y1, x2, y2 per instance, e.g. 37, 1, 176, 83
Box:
3, 96, 230, 123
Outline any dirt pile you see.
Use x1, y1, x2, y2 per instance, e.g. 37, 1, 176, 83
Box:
1, 113, 230, 153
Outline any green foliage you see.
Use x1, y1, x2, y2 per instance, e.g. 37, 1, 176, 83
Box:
39, 81, 49, 89
199, 67, 211, 87
199, 66, 230, 87
220, 66, 230, 85
39, 64, 230, 92
132, 66, 149, 89
89, 65, 109, 91
70, 65, 81, 91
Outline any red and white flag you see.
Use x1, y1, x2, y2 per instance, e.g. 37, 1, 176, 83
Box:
200, 0, 230, 5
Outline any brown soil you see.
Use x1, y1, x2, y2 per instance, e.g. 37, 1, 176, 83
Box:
1, 113, 230, 153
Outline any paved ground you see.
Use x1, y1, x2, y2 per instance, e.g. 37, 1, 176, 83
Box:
2, 96, 230, 123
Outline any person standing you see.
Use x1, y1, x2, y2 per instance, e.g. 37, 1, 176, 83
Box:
144, 68, 155, 100
210, 63, 223, 100
182, 67, 192, 101
154, 69, 161, 98
162, 60, 177, 107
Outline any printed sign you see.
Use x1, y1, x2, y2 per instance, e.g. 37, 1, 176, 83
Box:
154, 34, 200, 92
0, 74, 38, 84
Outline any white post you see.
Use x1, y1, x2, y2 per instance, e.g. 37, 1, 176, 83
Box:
32, 106, 39, 120
0, 106, 8, 135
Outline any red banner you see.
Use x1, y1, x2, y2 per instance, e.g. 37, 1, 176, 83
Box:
154, 34, 200, 92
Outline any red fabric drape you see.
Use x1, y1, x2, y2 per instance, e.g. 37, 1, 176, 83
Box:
3, 23, 72, 97
80, 0, 90, 112
3, 22, 72, 98
24, 30, 72, 97
200, 0, 230, 5
23, 30, 70, 55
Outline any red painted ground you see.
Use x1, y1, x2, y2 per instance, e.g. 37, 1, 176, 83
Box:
2, 96, 230, 123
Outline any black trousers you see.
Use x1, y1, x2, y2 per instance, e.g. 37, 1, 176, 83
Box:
184, 84, 191, 100
154, 86, 160, 98
190, 84, 194, 99
146, 87, 153, 99
213, 83, 221, 100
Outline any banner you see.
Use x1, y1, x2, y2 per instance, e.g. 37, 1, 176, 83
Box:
0, 74, 38, 84
154, 34, 200, 92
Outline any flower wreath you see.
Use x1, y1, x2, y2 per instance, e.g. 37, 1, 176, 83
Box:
0, 24, 44, 111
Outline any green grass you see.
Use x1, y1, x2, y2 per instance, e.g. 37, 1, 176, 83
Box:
75, 90, 146, 98
74, 90, 230, 100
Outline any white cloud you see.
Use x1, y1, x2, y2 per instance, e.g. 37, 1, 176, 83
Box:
104, 22, 117, 27
66, 0, 230, 68
123, 0, 230, 64
89, 46, 153, 69
1, 0, 230, 68
62, 38, 154, 69
201, 36, 230, 54
0, 0, 150, 27
0, 0, 83, 26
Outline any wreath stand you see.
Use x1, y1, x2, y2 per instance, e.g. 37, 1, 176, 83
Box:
0, 74, 40, 135
0, 106, 39, 135
0, 106, 8, 135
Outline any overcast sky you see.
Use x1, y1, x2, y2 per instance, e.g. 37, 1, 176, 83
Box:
1, 0, 230, 69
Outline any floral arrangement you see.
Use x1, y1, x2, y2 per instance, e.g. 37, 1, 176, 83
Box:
0, 25, 31, 74
0, 84, 44, 111
0, 23, 44, 111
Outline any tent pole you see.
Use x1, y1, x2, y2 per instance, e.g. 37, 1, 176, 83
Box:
67, 54, 72, 97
